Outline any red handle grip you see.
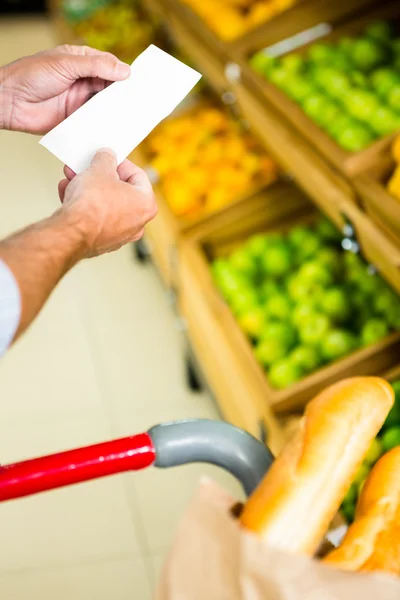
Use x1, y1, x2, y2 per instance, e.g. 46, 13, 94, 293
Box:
0, 433, 156, 502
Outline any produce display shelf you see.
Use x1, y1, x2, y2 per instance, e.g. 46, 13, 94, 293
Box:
235, 1, 400, 178
47, 0, 400, 431
179, 184, 400, 415
161, 0, 376, 59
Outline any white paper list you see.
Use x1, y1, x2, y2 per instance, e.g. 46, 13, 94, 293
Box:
40, 45, 202, 173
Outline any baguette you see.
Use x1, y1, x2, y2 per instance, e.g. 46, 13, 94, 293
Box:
240, 377, 394, 555
323, 446, 400, 575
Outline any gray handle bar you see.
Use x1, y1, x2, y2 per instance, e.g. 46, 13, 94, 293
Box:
149, 419, 274, 496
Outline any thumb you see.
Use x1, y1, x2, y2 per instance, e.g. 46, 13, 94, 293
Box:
60, 53, 130, 83
91, 148, 118, 175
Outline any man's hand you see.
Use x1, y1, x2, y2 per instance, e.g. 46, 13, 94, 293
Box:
0, 149, 156, 346
58, 150, 157, 256
0, 45, 130, 134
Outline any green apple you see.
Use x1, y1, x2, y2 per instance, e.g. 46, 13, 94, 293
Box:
255, 337, 288, 367
381, 425, 400, 452
318, 101, 342, 128
285, 76, 316, 103
268, 358, 303, 389
364, 437, 384, 466
320, 328, 357, 361
297, 232, 323, 260
230, 288, 259, 316
280, 53, 305, 73
299, 314, 331, 346
345, 90, 380, 122
302, 94, 331, 125
288, 225, 314, 248
373, 288, 399, 315
261, 244, 293, 278
317, 68, 351, 100
287, 276, 322, 303
370, 106, 400, 136
268, 67, 292, 90
289, 345, 321, 373
249, 51, 276, 75
238, 307, 265, 339
351, 37, 387, 72
370, 68, 400, 99
264, 293, 292, 321
297, 260, 334, 287
326, 113, 354, 138
291, 303, 318, 328
246, 234, 268, 259
318, 287, 350, 323
361, 318, 389, 346
307, 43, 336, 64
260, 279, 283, 302
330, 52, 353, 72
335, 122, 374, 152
260, 321, 297, 348
229, 247, 258, 279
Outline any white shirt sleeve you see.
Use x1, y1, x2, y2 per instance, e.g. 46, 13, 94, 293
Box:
0, 259, 21, 357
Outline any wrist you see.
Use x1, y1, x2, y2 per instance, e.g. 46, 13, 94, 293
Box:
47, 208, 91, 264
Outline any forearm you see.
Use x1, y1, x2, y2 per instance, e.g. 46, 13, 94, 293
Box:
0, 209, 88, 343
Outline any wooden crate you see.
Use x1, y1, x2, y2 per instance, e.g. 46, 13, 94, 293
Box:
354, 153, 400, 248
236, 1, 400, 177
178, 184, 400, 415
161, 0, 375, 58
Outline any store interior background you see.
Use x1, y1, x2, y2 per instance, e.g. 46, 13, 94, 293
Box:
0, 5, 241, 599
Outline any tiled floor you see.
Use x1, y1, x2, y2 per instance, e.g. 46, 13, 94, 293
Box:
0, 16, 241, 599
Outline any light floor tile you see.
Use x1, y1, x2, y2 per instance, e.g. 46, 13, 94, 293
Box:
0, 475, 142, 571
0, 555, 152, 600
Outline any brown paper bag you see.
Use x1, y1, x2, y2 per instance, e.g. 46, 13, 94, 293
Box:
156, 481, 400, 600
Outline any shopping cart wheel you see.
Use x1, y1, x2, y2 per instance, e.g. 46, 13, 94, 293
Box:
133, 239, 149, 263
185, 355, 203, 392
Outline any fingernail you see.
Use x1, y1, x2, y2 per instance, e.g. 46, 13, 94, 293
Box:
117, 62, 130, 78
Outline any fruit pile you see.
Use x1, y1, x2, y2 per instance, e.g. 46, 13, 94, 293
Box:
181, 0, 297, 42
63, 1, 154, 63
145, 106, 278, 218
341, 381, 400, 523
211, 216, 400, 390
250, 20, 400, 152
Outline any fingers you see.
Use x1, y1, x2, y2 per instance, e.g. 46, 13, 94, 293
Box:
64, 165, 76, 180
118, 160, 154, 195
58, 179, 69, 203
60, 52, 130, 83
90, 149, 118, 175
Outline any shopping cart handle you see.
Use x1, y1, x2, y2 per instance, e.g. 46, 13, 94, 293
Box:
0, 420, 273, 501
150, 420, 273, 496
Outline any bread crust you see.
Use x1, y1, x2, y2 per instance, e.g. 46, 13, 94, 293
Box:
240, 377, 394, 555
323, 446, 400, 575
